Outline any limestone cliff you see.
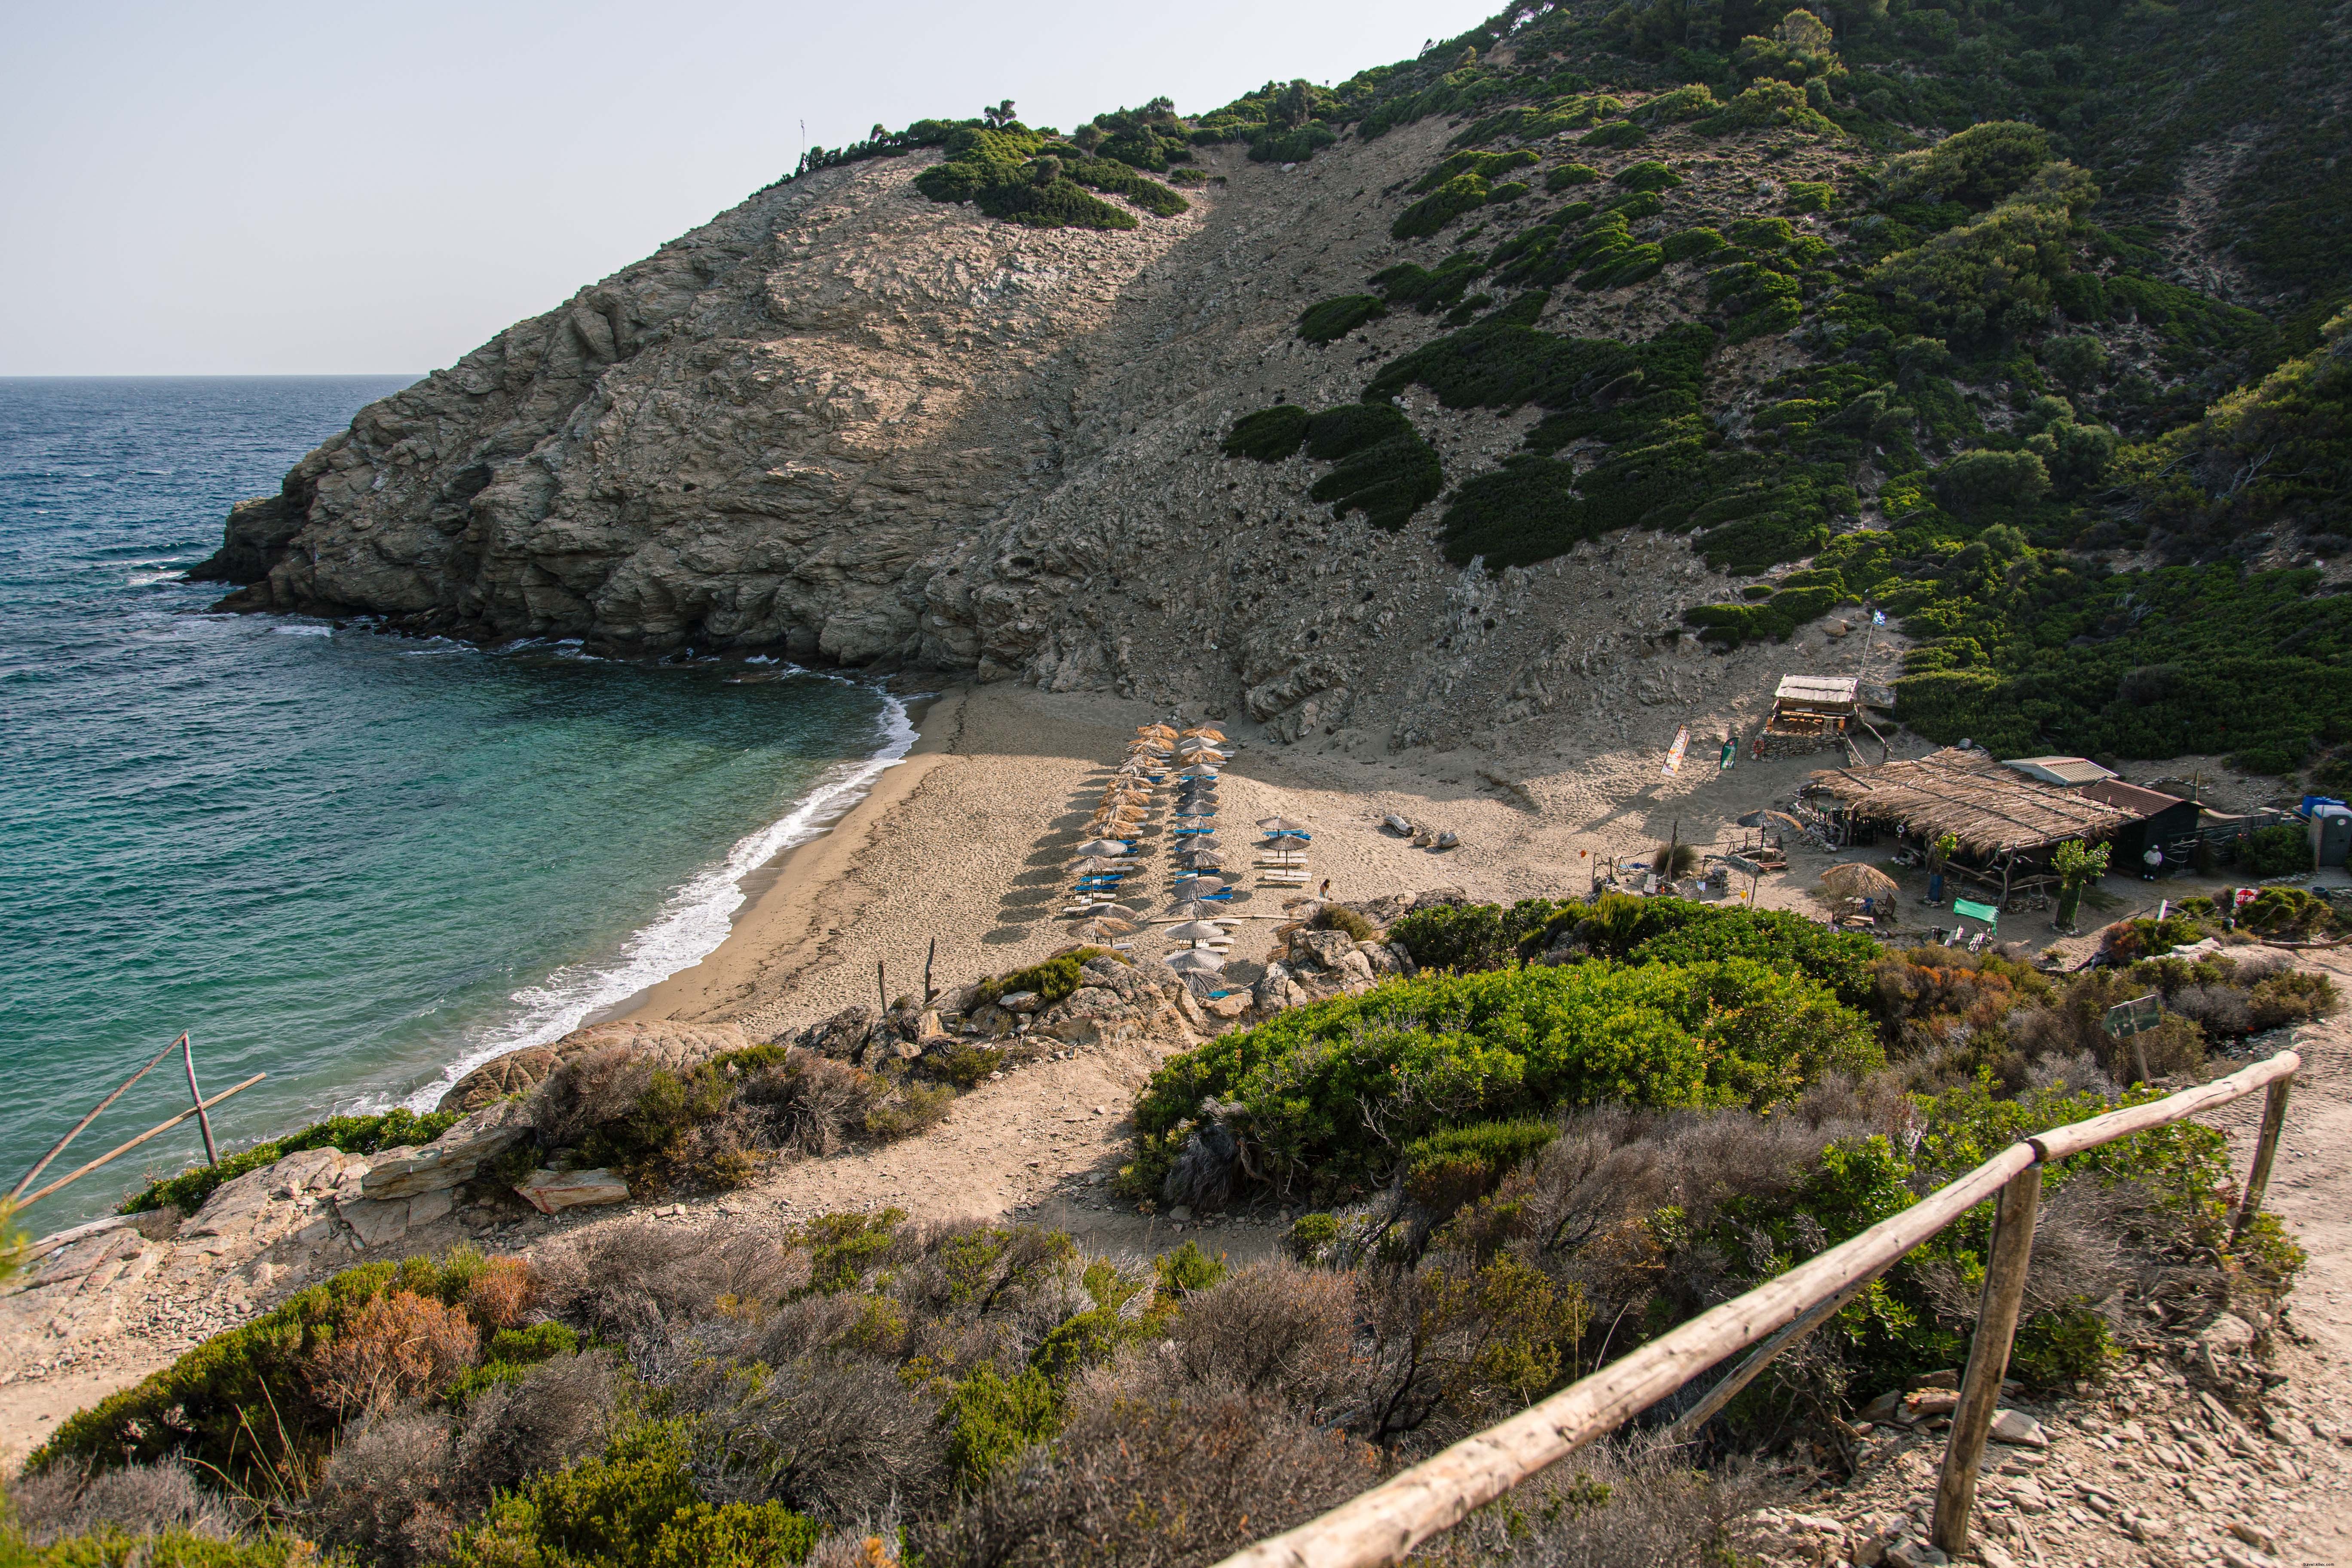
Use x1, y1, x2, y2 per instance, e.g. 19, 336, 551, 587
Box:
198, 117, 1820, 754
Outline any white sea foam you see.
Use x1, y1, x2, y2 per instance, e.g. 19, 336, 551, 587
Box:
397, 683, 920, 1111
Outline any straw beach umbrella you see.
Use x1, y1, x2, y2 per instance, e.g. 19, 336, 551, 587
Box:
1174, 848, 1227, 869
1071, 901, 1141, 921
1164, 919, 1228, 946
1165, 898, 1226, 920
1074, 839, 1130, 858
1163, 949, 1226, 974
1069, 917, 1135, 942
1819, 863, 1900, 901
1257, 815, 1309, 833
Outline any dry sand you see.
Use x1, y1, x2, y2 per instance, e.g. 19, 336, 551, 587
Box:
607, 677, 2264, 1253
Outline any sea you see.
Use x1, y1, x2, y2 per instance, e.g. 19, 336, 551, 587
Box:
0, 377, 912, 1231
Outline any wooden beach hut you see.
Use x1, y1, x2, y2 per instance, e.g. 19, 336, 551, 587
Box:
2080, 778, 2202, 868
1800, 747, 2136, 903
1755, 675, 1879, 759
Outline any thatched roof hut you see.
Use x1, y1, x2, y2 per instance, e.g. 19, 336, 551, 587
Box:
1801, 747, 2136, 901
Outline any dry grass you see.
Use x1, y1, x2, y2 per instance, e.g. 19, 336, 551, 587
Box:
914, 1388, 1379, 1568
5, 1461, 242, 1547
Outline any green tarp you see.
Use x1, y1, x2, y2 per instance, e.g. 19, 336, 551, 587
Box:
1951, 897, 2000, 925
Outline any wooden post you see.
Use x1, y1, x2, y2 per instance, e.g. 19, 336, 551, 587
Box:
1667, 1265, 1890, 1441
923, 937, 937, 1007
877, 960, 889, 1014
11, 1033, 186, 1200
2232, 1076, 2293, 1241
17, 1074, 267, 1210
1932, 1165, 2042, 1556
182, 1032, 219, 1167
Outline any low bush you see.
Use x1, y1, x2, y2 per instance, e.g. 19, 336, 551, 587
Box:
30, 1248, 522, 1489
1223, 403, 1443, 530
1371, 252, 1487, 314
1391, 174, 1493, 241
911, 126, 1188, 233
2245, 823, 2311, 878
2237, 885, 2337, 937
445, 1420, 820, 1568
1610, 160, 1681, 193
1296, 294, 1384, 345
977, 956, 1087, 1008
1544, 162, 1602, 190
1389, 898, 1559, 971
1579, 119, 1648, 150
1127, 960, 1881, 1203
123, 1107, 461, 1216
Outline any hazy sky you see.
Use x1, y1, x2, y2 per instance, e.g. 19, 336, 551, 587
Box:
3, 0, 1501, 376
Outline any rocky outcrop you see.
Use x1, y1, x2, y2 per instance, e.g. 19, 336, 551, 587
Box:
438, 1018, 750, 1112
195, 122, 1826, 756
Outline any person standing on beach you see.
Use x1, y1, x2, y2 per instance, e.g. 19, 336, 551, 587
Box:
1319, 877, 1331, 901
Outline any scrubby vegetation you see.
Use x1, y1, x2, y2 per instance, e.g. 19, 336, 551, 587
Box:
1129, 896, 2320, 1447
9, 1215, 1774, 1568
1177, 0, 2352, 774
1223, 403, 1443, 532
908, 123, 1188, 230
123, 1108, 461, 1217
16, 887, 2336, 1568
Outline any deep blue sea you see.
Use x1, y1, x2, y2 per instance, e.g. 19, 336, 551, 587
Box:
0, 378, 908, 1229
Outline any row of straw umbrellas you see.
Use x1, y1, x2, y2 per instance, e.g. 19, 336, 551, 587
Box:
1063, 723, 1305, 985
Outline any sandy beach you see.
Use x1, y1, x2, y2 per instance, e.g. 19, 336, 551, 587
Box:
627, 680, 2283, 1055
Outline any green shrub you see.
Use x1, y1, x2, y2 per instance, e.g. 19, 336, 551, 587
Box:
442, 1320, 582, 1407
1696, 81, 1836, 135
911, 128, 1187, 232
1611, 160, 1682, 193
1403, 1120, 1560, 1213
1660, 227, 1727, 263
1880, 121, 2053, 209
18, 1533, 310, 1568
1579, 120, 1649, 150
1298, 295, 1385, 344
1127, 961, 1882, 1200
31, 1249, 505, 1486
2237, 885, 2335, 936
1225, 402, 1442, 530
1413, 149, 1538, 193
447, 1420, 819, 1568
943, 1366, 1063, 1493
123, 1107, 461, 1216
1152, 1239, 1228, 1299
1487, 181, 1531, 205
1300, 404, 1444, 530
1785, 180, 1834, 213
1392, 174, 1492, 240
1372, 252, 1488, 314
1389, 898, 1560, 971
1635, 84, 1721, 124
2246, 824, 2310, 877
865, 1083, 956, 1140
1223, 404, 1310, 461
977, 956, 1086, 1008
1544, 162, 1602, 190
1936, 449, 2050, 515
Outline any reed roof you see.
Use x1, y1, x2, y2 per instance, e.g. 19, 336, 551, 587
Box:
1802, 747, 2135, 856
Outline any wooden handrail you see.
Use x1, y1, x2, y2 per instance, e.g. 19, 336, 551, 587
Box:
16, 1074, 267, 1211
1215, 1049, 2301, 1568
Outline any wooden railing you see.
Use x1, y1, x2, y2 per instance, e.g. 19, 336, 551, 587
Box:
1216, 1050, 2301, 1568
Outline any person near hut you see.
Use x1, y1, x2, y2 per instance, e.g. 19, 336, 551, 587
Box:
2141, 843, 2164, 881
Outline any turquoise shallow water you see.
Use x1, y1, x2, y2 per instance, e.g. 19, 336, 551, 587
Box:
0, 378, 906, 1229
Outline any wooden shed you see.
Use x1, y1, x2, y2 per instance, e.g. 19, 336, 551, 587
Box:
1800, 747, 2136, 903
1756, 675, 1877, 759
2081, 778, 2202, 868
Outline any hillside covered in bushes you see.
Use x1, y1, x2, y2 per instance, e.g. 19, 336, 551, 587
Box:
825, 0, 2352, 775
12, 897, 2333, 1568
